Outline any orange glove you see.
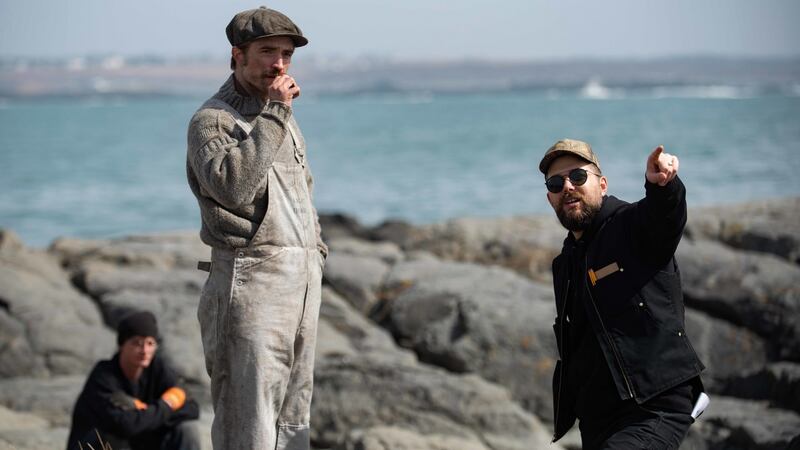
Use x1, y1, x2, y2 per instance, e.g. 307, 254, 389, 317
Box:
133, 398, 148, 410
160, 387, 186, 411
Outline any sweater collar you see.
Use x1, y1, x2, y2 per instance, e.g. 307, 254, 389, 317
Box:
213, 74, 266, 116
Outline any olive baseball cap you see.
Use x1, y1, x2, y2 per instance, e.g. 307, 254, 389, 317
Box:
226, 6, 308, 48
539, 138, 601, 175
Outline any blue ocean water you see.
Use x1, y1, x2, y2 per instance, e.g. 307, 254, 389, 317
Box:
2, 90, 800, 246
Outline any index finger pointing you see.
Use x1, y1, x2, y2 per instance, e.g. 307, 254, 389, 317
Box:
647, 145, 664, 166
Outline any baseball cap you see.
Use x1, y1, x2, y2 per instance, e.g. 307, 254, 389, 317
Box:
539, 139, 602, 175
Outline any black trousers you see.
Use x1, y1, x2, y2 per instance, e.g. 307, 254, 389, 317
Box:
579, 403, 694, 450
79, 421, 201, 450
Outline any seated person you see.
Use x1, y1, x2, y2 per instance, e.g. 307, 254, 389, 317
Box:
66, 311, 201, 450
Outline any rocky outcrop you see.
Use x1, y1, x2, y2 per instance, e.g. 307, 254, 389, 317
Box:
721, 362, 800, 413
685, 198, 800, 263
312, 354, 561, 450
0, 230, 114, 378
677, 238, 800, 361
382, 258, 558, 419
690, 396, 800, 450
1, 197, 799, 450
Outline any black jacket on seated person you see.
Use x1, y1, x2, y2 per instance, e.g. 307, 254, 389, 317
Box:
551, 176, 705, 442
66, 353, 199, 450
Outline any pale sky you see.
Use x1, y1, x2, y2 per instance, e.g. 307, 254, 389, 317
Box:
1, 0, 799, 61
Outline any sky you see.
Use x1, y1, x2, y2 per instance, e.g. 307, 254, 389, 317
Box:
1, 0, 799, 61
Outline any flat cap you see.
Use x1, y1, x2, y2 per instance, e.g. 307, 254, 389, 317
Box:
539, 139, 601, 174
226, 6, 308, 48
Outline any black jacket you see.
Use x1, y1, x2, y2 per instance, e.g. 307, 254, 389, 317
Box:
551, 177, 705, 441
66, 353, 199, 450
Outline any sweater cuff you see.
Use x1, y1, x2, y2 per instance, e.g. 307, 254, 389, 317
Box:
262, 101, 292, 122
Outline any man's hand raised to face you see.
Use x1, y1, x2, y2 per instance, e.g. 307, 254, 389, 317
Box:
268, 74, 300, 107
646, 145, 680, 186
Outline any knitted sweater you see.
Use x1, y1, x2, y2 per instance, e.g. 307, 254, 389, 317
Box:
186, 75, 326, 255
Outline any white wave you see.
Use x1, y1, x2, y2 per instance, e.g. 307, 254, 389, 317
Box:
579, 79, 612, 99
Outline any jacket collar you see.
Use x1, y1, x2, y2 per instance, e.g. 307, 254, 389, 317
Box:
562, 195, 627, 248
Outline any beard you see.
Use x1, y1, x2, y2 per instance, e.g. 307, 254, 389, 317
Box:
555, 194, 601, 232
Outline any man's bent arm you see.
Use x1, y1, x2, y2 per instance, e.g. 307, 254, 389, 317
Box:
188, 102, 292, 209
633, 175, 687, 264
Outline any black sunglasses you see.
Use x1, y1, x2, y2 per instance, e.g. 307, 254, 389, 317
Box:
545, 168, 600, 193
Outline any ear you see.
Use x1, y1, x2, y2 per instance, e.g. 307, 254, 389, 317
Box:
599, 175, 608, 196
232, 47, 244, 66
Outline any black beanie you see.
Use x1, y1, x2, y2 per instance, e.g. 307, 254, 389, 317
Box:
117, 311, 159, 346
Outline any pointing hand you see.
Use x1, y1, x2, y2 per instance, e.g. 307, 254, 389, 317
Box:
646, 145, 679, 186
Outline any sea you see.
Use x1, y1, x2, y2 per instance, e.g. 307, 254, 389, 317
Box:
2, 83, 800, 247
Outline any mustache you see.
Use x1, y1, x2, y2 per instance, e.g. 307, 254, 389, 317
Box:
558, 193, 584, 208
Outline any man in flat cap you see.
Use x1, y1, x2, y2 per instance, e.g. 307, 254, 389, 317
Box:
541, 140, 707, 449
186, 6, 326, 449
66, 311, 201, 450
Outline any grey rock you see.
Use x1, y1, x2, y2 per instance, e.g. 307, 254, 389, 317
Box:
383, 259, 558, 419
324, 252, 390, 314
319, 213, 372, 241
317, 287, 415, 365
311, 353, 563, 450
0, 376, 85, 427
677, 238, 800, 360
722, 362, 800, 413
339, 426, 490, 450
691, 396, 800, 450
686, 197, 800, 263
0, 230, 115, 377
327, 237, 405, 265
391, 216, 565, 283
684, 309, 769, 391
51, 231, 211, 272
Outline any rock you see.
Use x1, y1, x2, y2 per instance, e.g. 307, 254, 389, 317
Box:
319, 213, 372, 241
317, 287, 415, 365
0, 427, 69, 450
686, 197, 800, 264
0, 230, 115, 377
392, 216, 565, 283
691, 396, 800, 450
383, 259, 558, 419
684, 309, 769, 391
0, 376, 85, 427
324, 252, 391, 314
677, 238, 800, 360
327, 237, 405, 265
339, 426, 490, 450
367, 219, 419, 247
721, 362, 800, 414
311, 353, 563, 450
51, 231, 210, 272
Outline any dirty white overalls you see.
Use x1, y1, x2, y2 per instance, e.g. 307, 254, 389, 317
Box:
197, 99, 323, 450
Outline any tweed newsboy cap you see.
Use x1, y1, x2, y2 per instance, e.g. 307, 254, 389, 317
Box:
539, 139, 602, 175
226, 6, 308, 47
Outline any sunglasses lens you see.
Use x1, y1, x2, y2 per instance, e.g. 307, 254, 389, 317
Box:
545, 177, 564, 193
568, 169, 589, 186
